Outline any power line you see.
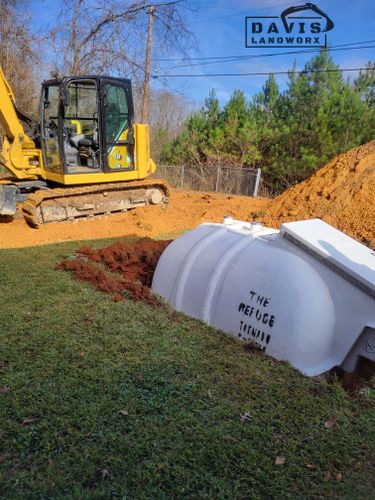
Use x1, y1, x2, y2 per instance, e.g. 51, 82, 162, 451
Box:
154, 39, 375, 62
169, 44, 375, 69
152, 67, 368, 79
191, 1, 292, 24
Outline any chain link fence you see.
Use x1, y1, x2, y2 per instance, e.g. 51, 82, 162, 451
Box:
154, 165, 261, 197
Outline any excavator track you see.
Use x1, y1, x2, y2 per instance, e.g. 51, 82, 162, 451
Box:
21, 179, 170, 227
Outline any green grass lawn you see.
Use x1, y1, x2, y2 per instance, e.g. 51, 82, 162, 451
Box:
0, 238, 374, 498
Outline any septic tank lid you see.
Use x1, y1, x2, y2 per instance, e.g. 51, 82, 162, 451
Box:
281, 219, 375, 297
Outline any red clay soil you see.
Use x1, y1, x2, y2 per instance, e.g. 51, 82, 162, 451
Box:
58, 238, 171, 305
262, 140, 375, 246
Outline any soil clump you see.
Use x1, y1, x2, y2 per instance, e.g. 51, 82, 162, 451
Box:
58, 238, 171, 305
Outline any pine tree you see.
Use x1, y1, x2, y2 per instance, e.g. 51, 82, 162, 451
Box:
162, 51, 374, 194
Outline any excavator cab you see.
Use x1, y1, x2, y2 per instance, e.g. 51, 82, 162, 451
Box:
41, 76, 135, 176
0, 67, 168, 225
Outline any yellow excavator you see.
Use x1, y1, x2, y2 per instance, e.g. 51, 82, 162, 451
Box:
0, 67, 169, 226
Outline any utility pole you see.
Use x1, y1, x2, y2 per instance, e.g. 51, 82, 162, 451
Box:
142, 5, 155, 124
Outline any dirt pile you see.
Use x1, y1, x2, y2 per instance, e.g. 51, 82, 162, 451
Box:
0, 191, 268, 248
262, 141, 375, 246
58, 238, 171, 305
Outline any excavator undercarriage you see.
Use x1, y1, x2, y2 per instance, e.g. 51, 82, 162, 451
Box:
21, 179, 169, 227
0, 177, 169, 226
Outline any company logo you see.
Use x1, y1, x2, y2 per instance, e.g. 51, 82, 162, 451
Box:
245, 3, 334, 48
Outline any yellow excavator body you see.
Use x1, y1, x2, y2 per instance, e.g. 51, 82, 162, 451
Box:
0, 67, 169, 226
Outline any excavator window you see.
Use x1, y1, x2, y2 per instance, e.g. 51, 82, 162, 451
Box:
105, 85, 128, 143
63, 80, 100, 173
103, 82, 134, 171
42, 85, 61, 172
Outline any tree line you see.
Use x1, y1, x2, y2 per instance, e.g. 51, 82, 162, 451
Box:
162, 53, 375, 193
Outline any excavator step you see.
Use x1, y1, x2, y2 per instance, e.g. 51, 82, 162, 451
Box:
21, 179, 169, 227
0, 184, 20, 215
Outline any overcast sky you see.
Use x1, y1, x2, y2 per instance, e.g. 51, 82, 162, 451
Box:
30, 0, 375, 104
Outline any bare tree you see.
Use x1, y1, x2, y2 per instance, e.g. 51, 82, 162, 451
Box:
0, 0, 40, 157
0, 0, 39, 116
48, 0, 194, 84
147, 89, 196, 161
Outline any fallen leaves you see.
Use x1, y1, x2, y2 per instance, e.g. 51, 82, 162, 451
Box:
324, 419, 336, 429
324, 471, 343, 481
22, 417, 38, 425
101, 469, 111, 479
111, 295, 123, 303
274, 433, 282, 445
240, 411, 251, 424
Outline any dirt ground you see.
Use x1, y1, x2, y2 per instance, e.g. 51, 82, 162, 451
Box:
0, 190, 268, 248
0, 140, 374, 248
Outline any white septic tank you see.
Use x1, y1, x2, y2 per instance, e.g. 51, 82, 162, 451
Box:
152, 218, 375, 376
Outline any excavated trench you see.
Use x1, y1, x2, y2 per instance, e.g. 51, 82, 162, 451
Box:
58, 238, 171, 306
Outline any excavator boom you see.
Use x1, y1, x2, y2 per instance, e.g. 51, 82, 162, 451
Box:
0, 66, 20, 141
0, 68, 43, 181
